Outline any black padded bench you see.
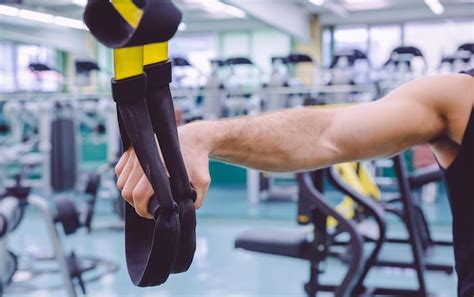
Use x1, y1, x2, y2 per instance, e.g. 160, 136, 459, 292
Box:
235, 229, 312, 260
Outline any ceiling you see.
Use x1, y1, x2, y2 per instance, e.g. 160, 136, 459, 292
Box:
0, 0, 472, 49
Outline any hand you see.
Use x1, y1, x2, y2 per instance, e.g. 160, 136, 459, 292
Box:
115, 122, 212, 219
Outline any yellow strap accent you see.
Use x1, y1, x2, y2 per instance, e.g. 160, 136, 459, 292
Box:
114, 47, 144, 80
112, 0, 143, 29
144, 42, 169, 66
111, 1, 169, 78
112, 0, 144, 80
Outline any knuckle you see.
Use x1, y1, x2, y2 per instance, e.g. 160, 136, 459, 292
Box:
135, 199, 149, 218
132, 187, 146, 201
116, 179, 124, 190
122, 188, 132, 201
195, 174, 211, 187
194, 201, 202, 210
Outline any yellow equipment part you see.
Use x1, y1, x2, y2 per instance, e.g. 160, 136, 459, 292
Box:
352, 162, 381, 200
327, 162, 381, 228
111, 0, 169, 80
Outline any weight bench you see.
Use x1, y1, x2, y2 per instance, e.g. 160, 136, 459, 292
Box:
236, 229, 312, 260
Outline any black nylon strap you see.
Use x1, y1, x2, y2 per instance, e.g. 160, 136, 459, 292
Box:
144, 62, 197, 274
144, 62, 172, 88
112, 74, 175, 213
84, 0, 182, 48
145, 62, 194, 200
112, 74, 147, 104
85, 0, 196, 288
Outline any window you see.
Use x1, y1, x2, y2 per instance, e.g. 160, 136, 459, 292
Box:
170, 34, 218, 75
16, 45, 59, 91
321, 27, 333, 67
0, 42, 15, 92
404, 19, 474, 73
334, 25, 369, 53
369, 25, 402, 68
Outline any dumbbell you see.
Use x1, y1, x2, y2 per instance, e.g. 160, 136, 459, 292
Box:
54, 173, 101, 235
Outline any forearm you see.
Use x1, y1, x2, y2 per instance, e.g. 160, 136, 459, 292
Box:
190, 108, 337, 172
180, 75, 462, 173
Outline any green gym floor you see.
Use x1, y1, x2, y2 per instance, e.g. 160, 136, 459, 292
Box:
3, 181, 457, 297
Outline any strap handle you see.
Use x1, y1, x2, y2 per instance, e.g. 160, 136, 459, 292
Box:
144, 61, 196, 202
112, 74, 176, 214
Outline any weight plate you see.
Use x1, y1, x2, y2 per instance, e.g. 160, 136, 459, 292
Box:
84, 174, 101, 197
56, 197, 80, 236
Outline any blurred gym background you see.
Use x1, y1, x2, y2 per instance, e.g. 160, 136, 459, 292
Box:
0, 0, 473, 296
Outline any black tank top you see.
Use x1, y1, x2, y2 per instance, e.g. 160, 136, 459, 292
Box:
443, 68, 474, 297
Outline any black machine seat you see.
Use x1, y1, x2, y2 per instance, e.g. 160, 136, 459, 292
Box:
235, 229, 311, 260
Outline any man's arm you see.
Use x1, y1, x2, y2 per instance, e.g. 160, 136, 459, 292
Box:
194, 74, 469, 171
116, 73, 472, 216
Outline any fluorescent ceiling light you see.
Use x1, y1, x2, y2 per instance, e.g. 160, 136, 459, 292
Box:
309, 0, 325, 6
0, 4, 19, 16
71, 0, 87, 7
184, 0, 246, 19
0, 5, 88, 30
54, 16, 88, 30
343, 0, 390, 11
19, 9, 54, 23
425, 0, 444, 15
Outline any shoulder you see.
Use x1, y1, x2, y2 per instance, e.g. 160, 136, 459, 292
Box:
430, 73, 473, 144
387, 73, 473, 144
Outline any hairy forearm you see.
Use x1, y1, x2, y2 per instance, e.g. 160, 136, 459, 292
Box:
180, 74, 467, 173
190, 108, 337, 172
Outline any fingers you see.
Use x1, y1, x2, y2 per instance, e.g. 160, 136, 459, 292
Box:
192, 174, 211, 210
121, 160, 145, 207
116, 153, 136, 192
115, 142, 210, 218
132, 175, 154, 219
115, 149, 131, 177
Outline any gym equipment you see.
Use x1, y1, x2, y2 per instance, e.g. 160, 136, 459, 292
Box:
377, 164, 453, 275
327, 49, 372, 103
236, 169, 383, 297
237, 154, 451, 296
75, 60, 101, 87
4, 250, 17, 286
84, 0, 197, 287
0, 172, 114, 297
75, 61, 100, 74
169, 56, 203, 122
439, 43, 474, 74
219, 57, 263, 117
0, 248, 17, 296
0, 177, 75, 296
201, 59, 226, 119
53, 173, 101, 235
382, 46, 427, 84
265, 53, 318, 110
27, 62, 63, 92
51, 116, 78, 193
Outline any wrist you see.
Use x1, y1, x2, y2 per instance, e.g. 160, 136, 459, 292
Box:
181, 120, 222, 157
